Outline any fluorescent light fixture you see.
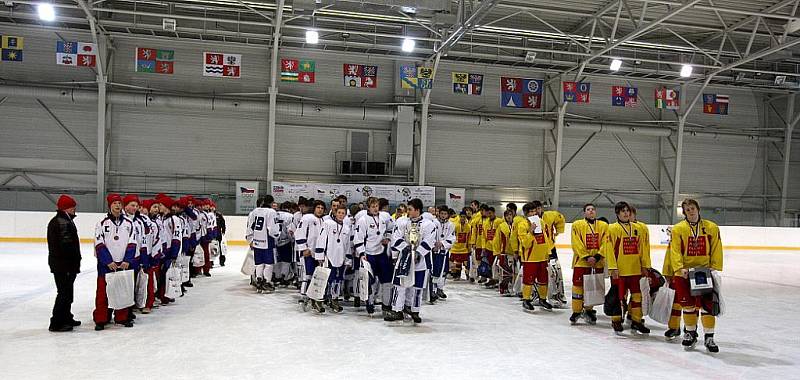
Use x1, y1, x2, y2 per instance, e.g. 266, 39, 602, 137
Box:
610, 59, 622, 71
400, 6, 416, 14
38, 3, 55, 21
402, 38, 415, 52
305, 30, 319, 44
680, 64, 693, 77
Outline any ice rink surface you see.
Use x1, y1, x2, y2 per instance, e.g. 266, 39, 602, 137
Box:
0, 242, 798, 380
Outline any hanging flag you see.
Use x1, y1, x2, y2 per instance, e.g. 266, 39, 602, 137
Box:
452, 72, 483, 95
281, 59, 315, 83
1, 35, 23, 62
563, 81, 591, 103
56, 41, 96, 67
501, 77, 543, 108
204, 52, 241, 78
343, 64, 378, 88
703, 94, 729, 115
136, 47, 174, 74
611, 86, 638, 107
655, 88, 680, 110
400, 65, 433, 89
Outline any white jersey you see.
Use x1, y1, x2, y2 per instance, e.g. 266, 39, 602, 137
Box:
380, 211, 394, 235
276, 210, 296, 247
245, 207, 280, 250
165, 214, 183, 250
295, 214, 324, 253
315, 218, 351, 267
197, 210, 209, 240
94, 214, 136, 263
125, 212, 145, 258
186, 209, 199, 238
354, 209, 368, 222
292, 211, 303, 229
179, 214, 191, 240
148, 214, 164, 257
434, 218, 456, 253
422, 212, 436, 221
324, 213, 352, 229
353, 212, 391, 256
138, 214, 158, 257
391, 216, 437, 271
207, 210, 217, 232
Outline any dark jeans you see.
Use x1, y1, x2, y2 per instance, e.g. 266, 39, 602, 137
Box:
51, 272, 77, 327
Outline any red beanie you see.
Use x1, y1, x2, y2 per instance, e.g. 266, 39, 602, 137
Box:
160, 196, 174, 208
141, 199, 153, 210
57, 195, 76, 210
123, 194, 140, 206
106, 193, 122, 207
176, 197, 188, 208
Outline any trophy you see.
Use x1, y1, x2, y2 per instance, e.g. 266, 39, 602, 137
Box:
398, 221, 420, 287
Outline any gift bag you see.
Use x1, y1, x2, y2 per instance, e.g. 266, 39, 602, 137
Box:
639, 276, 652, 316
241, 248, 255, 276
180, 255, 190, 283
105, 270, 135, 310
165, 265, 181, 299
306, 266, 332, 301
210, 240, 221, 259
711, 271, 725, 317
583, 270, 606, 307
649, 285, 676, 325
192, 246, 205, 267
603, 283, 621, 316
135, 269, 149, 308
220, 236, 228, 256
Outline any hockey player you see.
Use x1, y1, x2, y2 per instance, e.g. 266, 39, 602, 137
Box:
430, 205, 455, 301
569, 203, 608, 325
195, 199, 212, 277
245, 195, 281, 293
392, 204, 406, 220
141, 199, 163, 313
542, 208, 567, 306
315, 205, 351, 313
213, 203, 227, 267
661, 228, 684, 341
296, 200, 326, 311
449, 210, 471, 280
670, 199, 723, 352
469, 204, 488, 283
492, 209, 517, 295
353, 197, 394, 316
517, 201, 554, 311
603, 201, 652, 334
93, 194, 137, 330
275, 202, 296, 286
157, 196, 182, 305
385, 198, 436, 323
482, 207, 502, 288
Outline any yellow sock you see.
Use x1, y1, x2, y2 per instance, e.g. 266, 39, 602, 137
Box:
571, 286, 584, 313
668, 303, 682, 330
630, 292, 643, 322
522, 284, 533, 300
683, 307, 699, 331
536, 284, 548, 300
701, 313, 716, 334
612, 315, 622, 322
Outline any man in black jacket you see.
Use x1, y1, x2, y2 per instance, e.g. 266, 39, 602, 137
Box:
47, 195, 82, 332
214, 203, 227, 266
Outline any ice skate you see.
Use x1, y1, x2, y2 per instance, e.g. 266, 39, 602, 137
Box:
484, 279, 498, 288
310, 300, 326, 314
410, 312, 422, 324
383, 310, 403, 322
538, 299, 553, 311
665, 328, 681, 341
436, 289, 447, 299
612, 321, 624, 334
330, 299, 343, 313
631, 321, 650, 334
682, 330, 698, 350
522, 300, 535, 311
704, 334, 719, 353
262, 281, 276, 293
569, 312, 582, 325
353, 296, 361, 308
585, 310, 597, 325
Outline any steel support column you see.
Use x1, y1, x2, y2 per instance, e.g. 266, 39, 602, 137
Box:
780, 94, 796, 226
266, 0, 284, 191
552, 99, 566, 209
418, 52, 442, 186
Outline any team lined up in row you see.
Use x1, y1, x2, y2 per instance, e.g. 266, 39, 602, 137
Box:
92, 193, 226, 330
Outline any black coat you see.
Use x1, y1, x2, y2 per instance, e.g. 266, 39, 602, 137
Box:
47, 211, 81, 273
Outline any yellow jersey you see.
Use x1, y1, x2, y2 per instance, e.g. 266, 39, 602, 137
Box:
669, 219, 723, 272
450, 216, 471, 255
570, 218, 608, 269
518, 216, 552, 263
603, 221, 651, 276
542, 210, 565, 250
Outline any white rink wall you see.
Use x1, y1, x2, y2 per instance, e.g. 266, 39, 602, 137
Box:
1, 210, 798, 249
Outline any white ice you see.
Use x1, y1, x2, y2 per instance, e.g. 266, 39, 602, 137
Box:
0, 242, 798, 379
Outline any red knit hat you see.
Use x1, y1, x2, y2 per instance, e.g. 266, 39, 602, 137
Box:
176, 197, 188, 208
123, 194, 140, 206
56, 195, 76, 210
141, 199, 153, 210
159, 196, 174, 208
106, 193, 122, 207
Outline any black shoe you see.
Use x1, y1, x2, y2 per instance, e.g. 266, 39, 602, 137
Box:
384, 310, 403, 322
182, 281, 194, 288
353, 297, 361, 308
49, 324, 73, 332
381, 304, 391, 312
522, 300, 535, 311
631, 321, 650, 334
569, 312, 582, 325
203, 273, 211, 277
94, 324, 105, 331
429, 293, 439, 304
115, 321, 134, 328
436, 289, 447, 299
129, 312, 136, 320
682, 330, 699, 349
403, 306, 412, 316
665, 328, 681, 341
704, 334, 719, 353
219, 256, 226, 266
366, 303, 375, 315
330, 299, 343, 313
538, 299, 553, 310
410, 312, 422, 323
585, 310, 597, 325
477, 278, 487, 284
69, 320, 81, 327
612, 321, 624, 333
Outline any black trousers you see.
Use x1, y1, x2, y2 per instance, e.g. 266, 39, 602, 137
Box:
51, 272, 77, 327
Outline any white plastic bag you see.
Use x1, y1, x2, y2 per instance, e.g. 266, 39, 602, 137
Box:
241, 248, 255, 276
357, 259, 372, 301
192, 251, 205, 267
712, 271, 725, 317
639, 276, 652, 316
649, 285, 676, 325
210, 240, 221, 259
105, 269, 135, 310
135, 269, 149, 308
220, 236, 228, 257
165, 265, 181, 299
583, 271, 606, 307
180, 255, 190, 283
306, 266, 332, 301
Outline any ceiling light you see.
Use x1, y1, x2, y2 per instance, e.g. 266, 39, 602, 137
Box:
680, 64, 693, 78
402, 38, 415, 52
610, 59, 622, 71
305, 30, 319, 44
37, 3, 55, 21
400, 6, 416, 14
